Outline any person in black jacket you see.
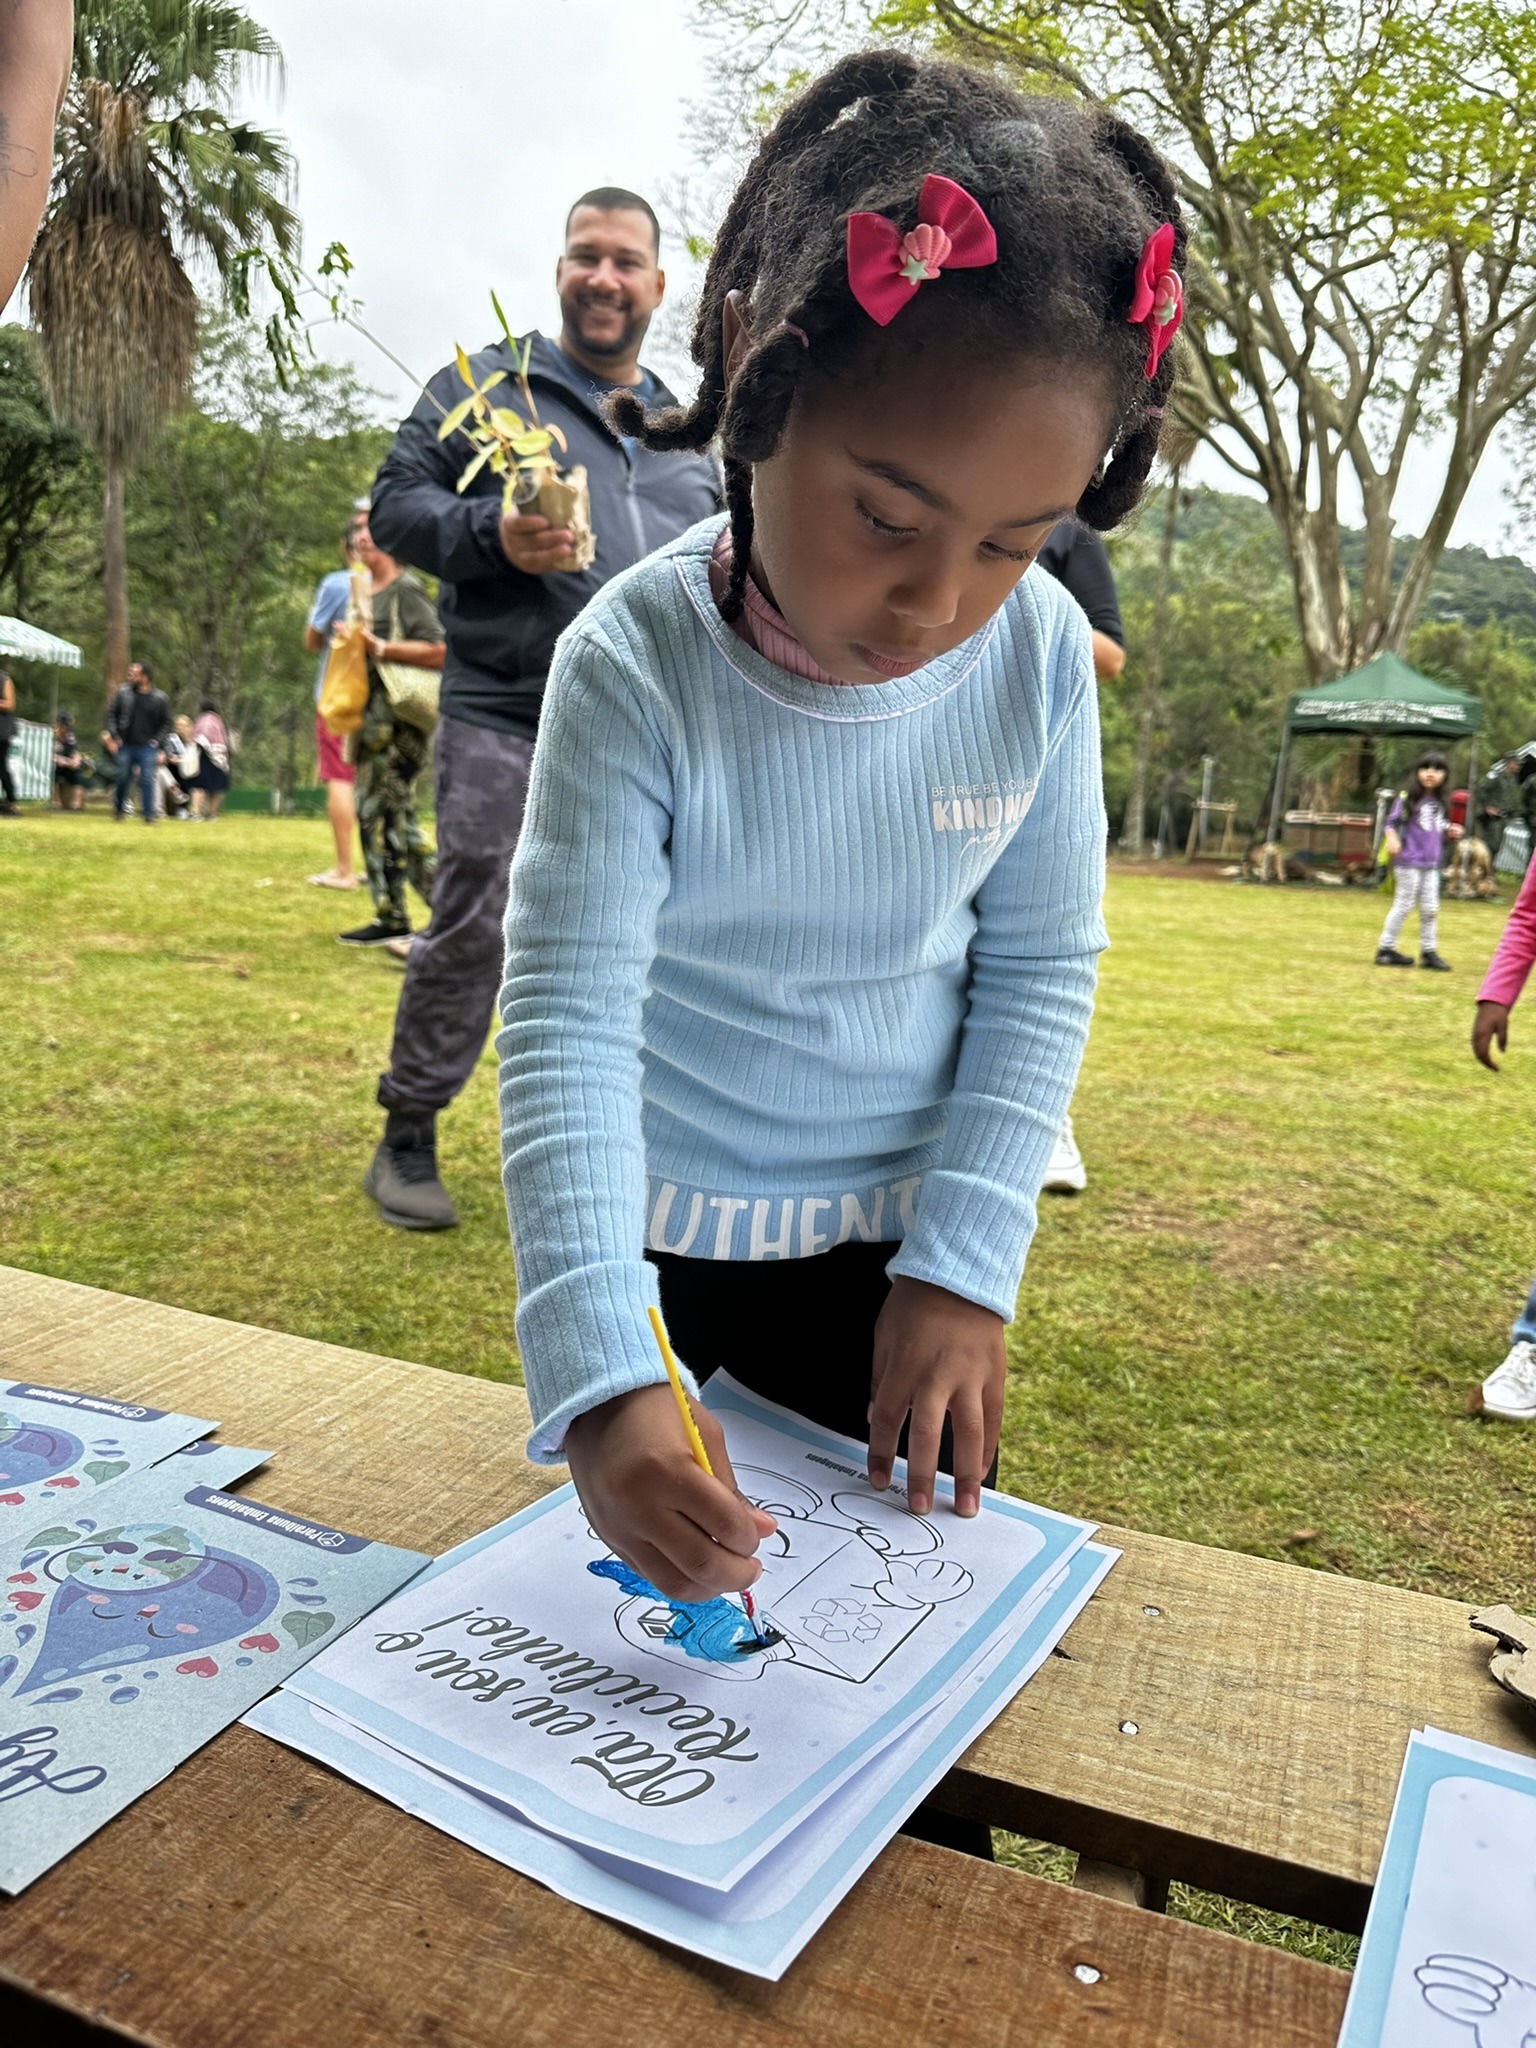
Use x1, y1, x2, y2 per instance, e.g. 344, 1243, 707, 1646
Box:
102, 661, 173, 822
363, 187, 722, 1230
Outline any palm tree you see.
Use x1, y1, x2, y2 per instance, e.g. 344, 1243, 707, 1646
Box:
28, 0, 297, 696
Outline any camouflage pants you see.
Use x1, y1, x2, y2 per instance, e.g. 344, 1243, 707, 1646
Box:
354, 691, 435, 929
379, 714, 534, 1114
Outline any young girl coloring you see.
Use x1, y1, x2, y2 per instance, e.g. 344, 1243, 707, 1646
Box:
500, 54, 1186, 1609
1374, 751, 1459, 970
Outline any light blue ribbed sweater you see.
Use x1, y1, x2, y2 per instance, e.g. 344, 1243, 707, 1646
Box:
499, 515, 1109, 1463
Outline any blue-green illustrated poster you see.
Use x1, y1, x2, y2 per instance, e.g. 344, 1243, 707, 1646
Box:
0, 1460, 426, 1893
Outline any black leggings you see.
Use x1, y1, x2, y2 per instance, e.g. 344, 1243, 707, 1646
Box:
646, 1239, 998, 1485
645, 1239, 996, 1861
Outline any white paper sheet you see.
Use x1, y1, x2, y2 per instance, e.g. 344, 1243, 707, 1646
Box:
1339, 1726, 1536, 2047
285, 1374, 1096, 1888
249, 1542, 1119, 1977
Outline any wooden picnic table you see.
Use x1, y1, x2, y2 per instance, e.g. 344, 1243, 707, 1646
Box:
0, 1263, 1528, 2046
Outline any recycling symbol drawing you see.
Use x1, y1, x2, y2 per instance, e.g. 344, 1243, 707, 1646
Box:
799, 1596, 881, 1646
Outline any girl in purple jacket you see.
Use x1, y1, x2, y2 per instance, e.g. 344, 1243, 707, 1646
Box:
1374, 751, 1460, 971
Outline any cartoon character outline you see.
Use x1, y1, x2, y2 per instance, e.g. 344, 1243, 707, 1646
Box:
585, 1468, 974, 1682
1416, 1954, 1536, 2048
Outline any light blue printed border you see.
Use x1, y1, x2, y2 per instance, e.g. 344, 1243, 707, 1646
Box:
253, 1541, 1115, 1978
1339, 1731, 1536, 2045
290, 1374, 1095, 1886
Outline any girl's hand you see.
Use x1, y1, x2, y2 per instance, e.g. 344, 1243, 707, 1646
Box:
868, 1277, 1005, 1519
564, 1382, 775, 1603
1474, 1000, 1511, 1071
1447, 822, 1464, 841
1383, 828, 1402, 859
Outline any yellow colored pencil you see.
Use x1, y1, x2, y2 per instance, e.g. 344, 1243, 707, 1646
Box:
646, 1304, 765, 1643
648, 1305, 712, 1470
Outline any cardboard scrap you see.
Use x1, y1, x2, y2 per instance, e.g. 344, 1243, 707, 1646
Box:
1470, 1605, 1536, 1708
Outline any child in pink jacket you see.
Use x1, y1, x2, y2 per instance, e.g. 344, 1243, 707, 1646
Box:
1472, 855, 1536, 1418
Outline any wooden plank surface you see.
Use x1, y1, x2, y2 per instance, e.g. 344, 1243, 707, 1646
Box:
4, 1727, 1347, 2048
0, 1273, 1351, 2045
3, 1261, 1532, 1942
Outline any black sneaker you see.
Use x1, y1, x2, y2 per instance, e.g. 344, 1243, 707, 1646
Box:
1374, 947, 1413, 967
338, 919, 409, 948
1420, 950, 1452, 971
362, 1109, 458, 1230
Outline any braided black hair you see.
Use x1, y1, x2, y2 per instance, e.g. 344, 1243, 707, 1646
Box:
610, 50, 1187, 620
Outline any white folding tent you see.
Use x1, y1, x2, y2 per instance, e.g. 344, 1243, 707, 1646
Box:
1, 616, 84, 801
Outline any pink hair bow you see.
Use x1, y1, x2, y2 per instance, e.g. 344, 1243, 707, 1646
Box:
846, 174, 998, 327
1129, 222, 1183, 377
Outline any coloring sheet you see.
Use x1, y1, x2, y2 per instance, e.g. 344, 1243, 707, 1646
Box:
1339, 1727, 1536, 2047
0, 1381, 217, 1519
249, 1542, 1119, 1979
287, 1374, 1096, 1888
0, 1464, 427, 1893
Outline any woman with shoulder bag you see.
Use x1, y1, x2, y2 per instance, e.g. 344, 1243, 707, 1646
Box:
336, 514, 445, 949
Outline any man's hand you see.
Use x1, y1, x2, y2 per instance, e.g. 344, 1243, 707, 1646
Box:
1474, 1000, 1511, 1071
868, 1277, 1006, 1519
564, 1382, 775, 1604
499, 510, 576, 575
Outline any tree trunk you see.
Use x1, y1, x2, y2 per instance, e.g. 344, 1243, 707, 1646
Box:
1120, 474, 1182, 855
102, 454, 130, 705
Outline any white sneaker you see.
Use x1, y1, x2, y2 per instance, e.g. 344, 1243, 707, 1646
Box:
1040, 1115, 1087, 1195
1480, 1340, 1536, 1421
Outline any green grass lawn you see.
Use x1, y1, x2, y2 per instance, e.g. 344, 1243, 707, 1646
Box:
4, 810, 1532, 1600
5, 807, 1533, 1962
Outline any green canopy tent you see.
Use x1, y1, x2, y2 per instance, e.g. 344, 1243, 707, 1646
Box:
1265, 653, 1483, 846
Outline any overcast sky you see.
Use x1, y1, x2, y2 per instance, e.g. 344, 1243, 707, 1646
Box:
7, 0, 1529, 567
247, 0, 716, 408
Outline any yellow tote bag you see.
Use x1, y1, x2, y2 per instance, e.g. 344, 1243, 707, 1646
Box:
318, 568, 371, 736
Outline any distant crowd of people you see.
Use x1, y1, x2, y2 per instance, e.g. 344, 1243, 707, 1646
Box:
98, 662, 230, 823
1, 658, 231, 823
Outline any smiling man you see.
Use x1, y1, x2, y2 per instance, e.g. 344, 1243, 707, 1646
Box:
363, 188, 722, 1231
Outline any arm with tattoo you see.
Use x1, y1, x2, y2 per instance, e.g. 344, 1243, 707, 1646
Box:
0, 0, 72, 308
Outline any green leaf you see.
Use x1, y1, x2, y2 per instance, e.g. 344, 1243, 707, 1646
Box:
489, 289, 517, 352
455, 443, 495, 494
281, 1610, 335, 1650
84, 1460, 130, 1484
436, 394, 476, 440
26, 1525, 79, 1547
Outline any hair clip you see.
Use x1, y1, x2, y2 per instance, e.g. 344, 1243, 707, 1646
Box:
1128, 224, 1183, 378
846, 175, 997, 327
